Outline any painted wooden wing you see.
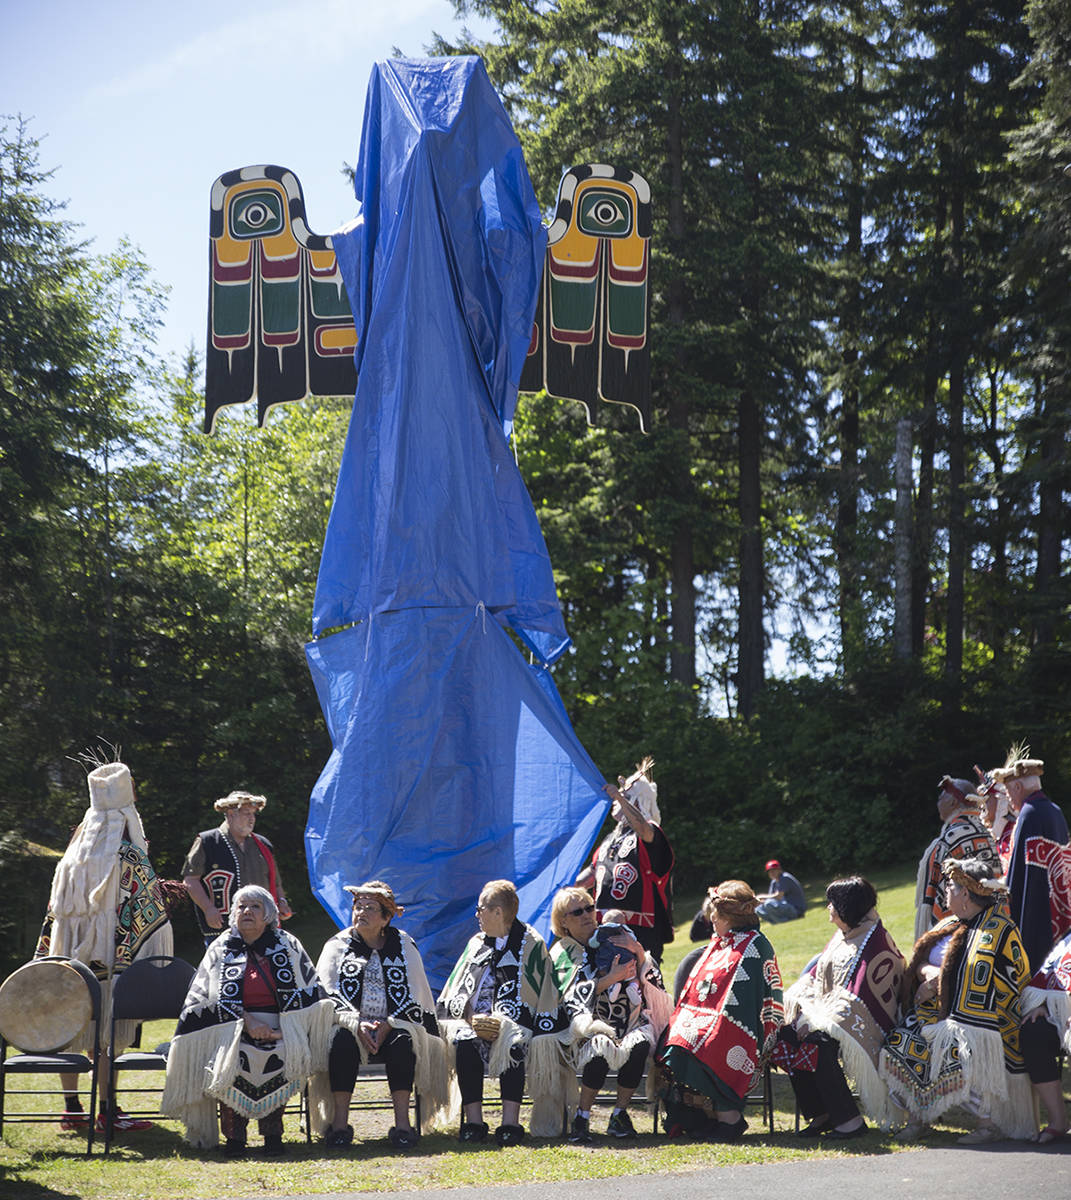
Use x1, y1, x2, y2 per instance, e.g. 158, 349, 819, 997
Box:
519, 165, 652, 432
205, 164, 651, 433
205, 165, 358, 433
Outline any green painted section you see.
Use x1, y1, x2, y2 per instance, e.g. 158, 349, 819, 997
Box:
310, 278, 352, 318
607, 283, 646, 338
230, 189, 284, 239
212, 282, 251, 337
549, 276, 597, 334
578, 189, 632, 238
262, 280, 300, 333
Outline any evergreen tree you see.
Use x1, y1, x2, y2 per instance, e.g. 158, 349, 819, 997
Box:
437, 0, 834, 717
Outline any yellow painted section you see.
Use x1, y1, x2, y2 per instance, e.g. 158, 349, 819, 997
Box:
320, 327, 359, 350
554, 179, 648, 270
609, 228, 645, 271
309, 248, 338, 273
574, 179, 646, 271
216, 179, 297, 263
552, 179, 598, 266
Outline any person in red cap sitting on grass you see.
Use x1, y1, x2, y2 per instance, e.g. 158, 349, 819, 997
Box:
756, 860, 806, 923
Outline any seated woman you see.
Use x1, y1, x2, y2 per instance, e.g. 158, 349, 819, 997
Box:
777, 876, 904, 1138
656, 880, 784, 1142
437, 879, 571, 1145
312, 880, 447, 1149
549, 887, 673, 1142
161, 885, 333, 1154
879, 857, 1034, 1143
1020, 928, 1071, 1143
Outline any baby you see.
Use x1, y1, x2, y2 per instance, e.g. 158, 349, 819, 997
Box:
589, 909, 642, 1006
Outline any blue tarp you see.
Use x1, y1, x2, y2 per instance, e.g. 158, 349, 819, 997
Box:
304, 57, 609, 987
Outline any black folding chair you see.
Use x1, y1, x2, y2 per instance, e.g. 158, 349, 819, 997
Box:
0, 957, 102, 1155
104, 955, 196, 1152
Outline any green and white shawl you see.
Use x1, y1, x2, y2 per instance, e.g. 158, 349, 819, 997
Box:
549, 934, 672, 1080
436, 919, 572, 1135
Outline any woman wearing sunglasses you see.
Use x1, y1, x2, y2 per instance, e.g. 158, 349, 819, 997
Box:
549, 887, 673, 1143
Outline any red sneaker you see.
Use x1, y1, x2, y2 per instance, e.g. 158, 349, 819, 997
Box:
60, 1110, 89, 1131
97, 1109, 153, 1132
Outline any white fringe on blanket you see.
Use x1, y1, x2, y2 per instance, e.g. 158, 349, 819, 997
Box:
791, 987, 902, 1130
920, 1018, 1036, 1138
309, 1014, 450, 1135
161, 999, 334, 1148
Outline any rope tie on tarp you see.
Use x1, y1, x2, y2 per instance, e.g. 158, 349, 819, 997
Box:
364, 611, 374, 661
476, 600, 487, 633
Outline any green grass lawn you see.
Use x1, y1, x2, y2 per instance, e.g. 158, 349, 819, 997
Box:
0, 859, 1057, 1199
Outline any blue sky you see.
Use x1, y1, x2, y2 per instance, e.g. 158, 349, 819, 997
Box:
1, 0, 488, 368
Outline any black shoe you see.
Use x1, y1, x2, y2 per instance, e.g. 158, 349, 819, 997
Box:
569, 1114, 593, 1144
798, 1117, 833, 1138
223, 1138, 247, 1158
823, 1122, 867, 1140
388, 1126, 419, 1149
606, 1110, 638, 1140
494, 1123, 526, 1147
459, 1121, 489, 1143
707, 1115, 747, 1143
322, 1124, 354, 1147
262, 1134, 286, 1156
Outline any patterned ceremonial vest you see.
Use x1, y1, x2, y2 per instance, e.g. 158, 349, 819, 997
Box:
192, 828, 278, 936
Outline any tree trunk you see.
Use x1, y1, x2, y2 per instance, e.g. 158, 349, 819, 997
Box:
1034, 379, 1065, 648
912, 327, 938, 658
894, 417, 913, 658
664, 19, 695, 689
944, 43, 967, 696
837, 73, 864, 674
737, 387, 763, 718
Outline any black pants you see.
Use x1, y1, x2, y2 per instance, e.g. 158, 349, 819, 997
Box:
1021, 1014, 1061, 1085
454, 1037, 525, 1106
781, 1027, 859, 1126
581, 1040, 649, 1092
220, 1102, 282, 1141
328, 1026, 416, 1093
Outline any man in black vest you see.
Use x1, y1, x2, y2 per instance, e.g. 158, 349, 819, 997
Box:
182, 791, 292, 946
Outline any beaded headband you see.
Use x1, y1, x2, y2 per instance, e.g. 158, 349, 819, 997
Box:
942, 858, 1008, 900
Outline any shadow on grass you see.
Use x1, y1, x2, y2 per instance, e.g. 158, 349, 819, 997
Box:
1, 1149, 94, 1200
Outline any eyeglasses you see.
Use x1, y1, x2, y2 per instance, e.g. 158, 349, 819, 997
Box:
476, 903, 500, 914
565, 903, 595, 918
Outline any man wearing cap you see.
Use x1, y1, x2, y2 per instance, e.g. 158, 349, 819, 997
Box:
992, 749, 1071, 970
182, 791, 292, 947
755, 860, 807, 923
912, 775, 1000, 940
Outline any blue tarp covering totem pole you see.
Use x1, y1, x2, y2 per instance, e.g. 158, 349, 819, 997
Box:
304, 57, 609, 986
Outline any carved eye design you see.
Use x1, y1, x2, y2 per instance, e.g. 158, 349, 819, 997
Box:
577, 189, 633, 238
230, 189, 285, 239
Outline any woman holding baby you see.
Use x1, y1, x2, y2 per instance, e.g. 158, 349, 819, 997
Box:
549, 886, 673, 1143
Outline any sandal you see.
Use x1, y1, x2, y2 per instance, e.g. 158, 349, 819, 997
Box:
895, 1121, 927, 1142
1031, 1125, 1070, 1146
958, 1125, 1001, 1145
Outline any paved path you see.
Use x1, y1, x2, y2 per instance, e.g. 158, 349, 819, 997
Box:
270, 1144, 1069, 1200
